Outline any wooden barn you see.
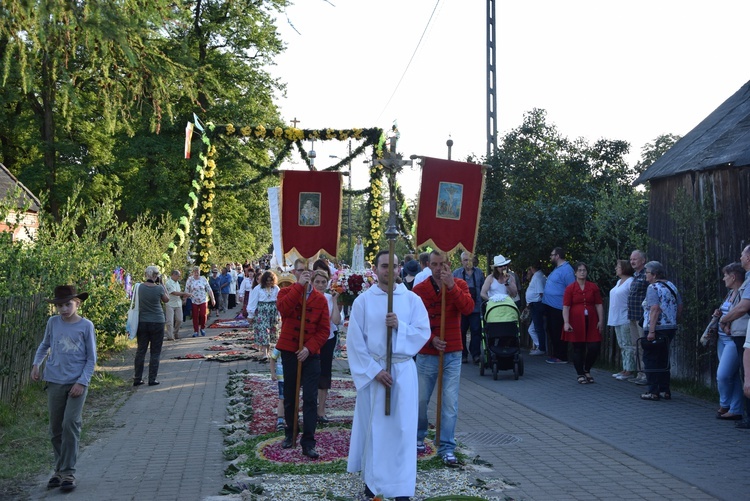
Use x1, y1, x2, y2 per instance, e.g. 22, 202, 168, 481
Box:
634, 80, 750, 382
0, 162, 41, 242
635, 80, 750, 268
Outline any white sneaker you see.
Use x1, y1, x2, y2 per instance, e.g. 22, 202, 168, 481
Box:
529, 349, 545, 356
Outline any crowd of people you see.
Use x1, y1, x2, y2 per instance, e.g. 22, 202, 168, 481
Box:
31, 244, 750, 497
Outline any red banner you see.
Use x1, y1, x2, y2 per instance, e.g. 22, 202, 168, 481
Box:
280, 170, 342, 260
414, 157, 486, 254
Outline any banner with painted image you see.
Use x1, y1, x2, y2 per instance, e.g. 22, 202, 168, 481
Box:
414, 157, 486, 254
279, 170, 342, 260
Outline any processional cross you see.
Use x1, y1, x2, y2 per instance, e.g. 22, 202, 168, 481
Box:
375, 126, 411, 415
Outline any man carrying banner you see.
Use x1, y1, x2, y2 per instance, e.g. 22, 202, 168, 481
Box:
413, 250, 474, 466
275, 259, 330, 459
347, 250, 431, 500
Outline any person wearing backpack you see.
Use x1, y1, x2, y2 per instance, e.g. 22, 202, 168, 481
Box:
640, 261, 682, 401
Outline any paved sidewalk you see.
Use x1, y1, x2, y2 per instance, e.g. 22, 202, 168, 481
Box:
25, 310, 750, 500
28, 307, 250, 501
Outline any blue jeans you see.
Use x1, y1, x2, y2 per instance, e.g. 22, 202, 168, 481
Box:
417, 351, 461, 456
717, 334, 743, 414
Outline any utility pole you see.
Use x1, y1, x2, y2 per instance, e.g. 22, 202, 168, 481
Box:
486, 0, 497, 159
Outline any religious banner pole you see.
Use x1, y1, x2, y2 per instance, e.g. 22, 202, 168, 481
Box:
279, 167, 343, 448
435, 282, 447, 447
413, 154, 488, 448
375, 126, 411, 415
291, 279, 309, 446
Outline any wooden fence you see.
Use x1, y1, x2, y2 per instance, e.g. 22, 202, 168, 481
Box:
0, 294, 48, 407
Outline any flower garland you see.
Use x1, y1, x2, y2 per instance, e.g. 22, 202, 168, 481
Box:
195, 123, 217, 272
194, 123, 386, 269
365, 162, 384, 265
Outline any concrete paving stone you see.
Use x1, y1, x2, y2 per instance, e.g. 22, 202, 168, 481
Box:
22, 315, 750, 500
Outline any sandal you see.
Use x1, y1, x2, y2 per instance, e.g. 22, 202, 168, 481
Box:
640, 392, 660, 401
577, 375, 589, 384
585, 373, 595, 383
717, 407, 729, 416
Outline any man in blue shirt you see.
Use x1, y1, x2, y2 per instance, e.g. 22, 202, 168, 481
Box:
453, 251, 485, 364
542, 247, 575, 364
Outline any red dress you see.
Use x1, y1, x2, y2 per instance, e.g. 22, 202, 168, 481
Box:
562, 281, 603, 342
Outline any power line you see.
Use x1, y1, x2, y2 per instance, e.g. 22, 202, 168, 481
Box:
374, 0, 442, 123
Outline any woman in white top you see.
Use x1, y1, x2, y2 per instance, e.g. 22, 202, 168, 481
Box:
246, 271, 280, 360
312, 269, 341, 423
481, 254, 518, 301
607, 259, 635, 380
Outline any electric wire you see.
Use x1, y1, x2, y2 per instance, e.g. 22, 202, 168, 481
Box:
374, 0, 442, 123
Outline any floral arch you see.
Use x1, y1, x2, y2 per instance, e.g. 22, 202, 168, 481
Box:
158, 122, 414, 271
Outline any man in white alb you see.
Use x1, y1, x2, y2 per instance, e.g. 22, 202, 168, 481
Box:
346, 250, 431, 501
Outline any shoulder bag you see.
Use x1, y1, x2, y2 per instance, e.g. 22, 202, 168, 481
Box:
126, 283, 141, 340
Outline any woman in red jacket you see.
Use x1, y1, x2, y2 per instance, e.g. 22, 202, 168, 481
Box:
562, 262, 604, 384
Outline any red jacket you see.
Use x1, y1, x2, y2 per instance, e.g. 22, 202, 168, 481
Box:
275, 283, 330, 355
413, 277, 475, 355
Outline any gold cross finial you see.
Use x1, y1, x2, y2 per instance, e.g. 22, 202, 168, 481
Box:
290, 117, 301, 128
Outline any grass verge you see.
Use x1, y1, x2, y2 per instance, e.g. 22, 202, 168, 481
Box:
0, 367, 132, 500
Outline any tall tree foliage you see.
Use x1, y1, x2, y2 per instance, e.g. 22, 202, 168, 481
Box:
477, 108, 648, 288
1, 0, 290, 262
0, 0, 198, 217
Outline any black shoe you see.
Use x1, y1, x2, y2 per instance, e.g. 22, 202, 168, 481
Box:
736, 420, 750, 429
302, 447, 320, 459
317, 415, 329, 424
282, 437, 293, 448
364, 485, 375, 498
148, 381, 160, 386
133, 380, 145, 387
395, 497, 411, 501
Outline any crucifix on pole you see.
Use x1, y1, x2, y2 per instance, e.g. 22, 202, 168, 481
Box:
375, 125, 411, 415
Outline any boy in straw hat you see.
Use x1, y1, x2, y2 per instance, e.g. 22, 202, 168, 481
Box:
31, 285, 97, 492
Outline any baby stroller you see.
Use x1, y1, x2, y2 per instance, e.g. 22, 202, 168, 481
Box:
479, 296, 524, 380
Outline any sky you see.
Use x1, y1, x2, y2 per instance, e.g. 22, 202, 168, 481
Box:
268, 0, 750, 197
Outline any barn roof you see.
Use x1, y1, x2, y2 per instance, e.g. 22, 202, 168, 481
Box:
0, 163, 41, 212
635, 80, 750, 185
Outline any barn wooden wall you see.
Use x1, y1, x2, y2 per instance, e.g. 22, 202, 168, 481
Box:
644, 166, 750, 384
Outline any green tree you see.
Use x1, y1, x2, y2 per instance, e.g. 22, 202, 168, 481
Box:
0, 0, 199, 218
634, 133, 681, 175
477, 109, 594, 272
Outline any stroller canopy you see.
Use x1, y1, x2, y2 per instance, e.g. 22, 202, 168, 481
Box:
484, 297, 519, 325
